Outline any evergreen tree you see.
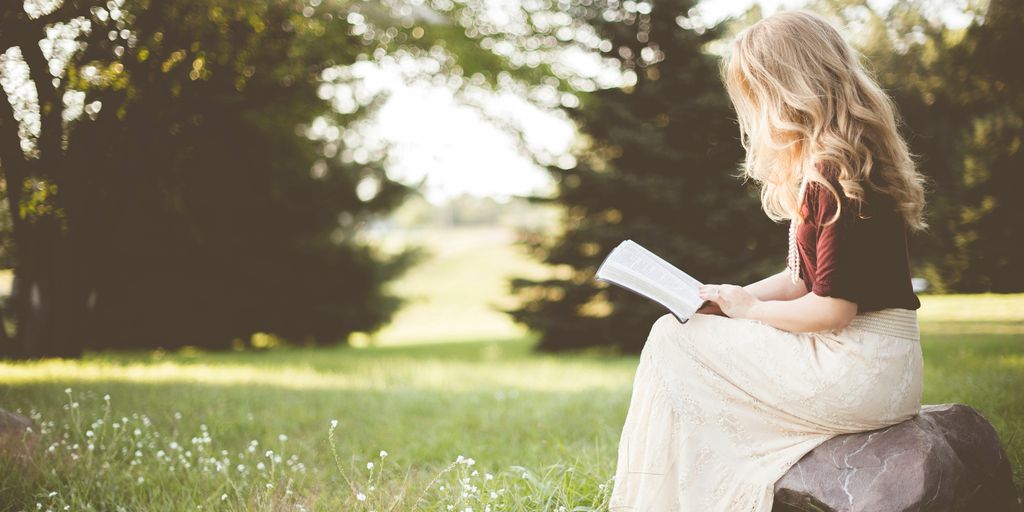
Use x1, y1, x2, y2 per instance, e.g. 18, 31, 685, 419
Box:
506, 1, 786, 353
0, 0, 428, 356
940, 0, 1024, 292
817, 0, 1023, 292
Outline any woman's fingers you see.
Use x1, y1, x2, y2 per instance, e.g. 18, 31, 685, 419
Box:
698, 284, 729, 301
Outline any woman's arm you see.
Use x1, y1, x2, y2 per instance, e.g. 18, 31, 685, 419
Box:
743, 268, 811, 301
698, 283, 857, 332
746, 292, 857, 332
695, 268, 808, 316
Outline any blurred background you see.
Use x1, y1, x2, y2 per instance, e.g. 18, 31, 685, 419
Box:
1, 0, 1022, 508
1, 0, 1019, 358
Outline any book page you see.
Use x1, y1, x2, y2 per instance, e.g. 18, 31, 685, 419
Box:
595, 240, 704, 321
597, 263, 699, 321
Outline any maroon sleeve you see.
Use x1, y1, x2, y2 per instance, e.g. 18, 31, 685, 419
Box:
807, 179, 858, 302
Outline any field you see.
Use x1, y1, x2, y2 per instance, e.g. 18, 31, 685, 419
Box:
0, 227, 1021, 510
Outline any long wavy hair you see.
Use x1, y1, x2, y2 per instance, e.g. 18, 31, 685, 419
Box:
720, 10, 927, 230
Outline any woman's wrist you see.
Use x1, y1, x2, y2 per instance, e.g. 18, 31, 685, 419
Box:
743, 269, 809, 302
744, 298, 767, 322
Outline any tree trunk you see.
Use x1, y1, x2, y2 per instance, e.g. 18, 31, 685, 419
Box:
10, 217, 82, 359
0, 5, 91, 359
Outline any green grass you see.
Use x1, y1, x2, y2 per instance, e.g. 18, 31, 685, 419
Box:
2, 298, 1022, 510
359, 226, 556, 346
0, 338, 633, 510
0, 228, 1021, 510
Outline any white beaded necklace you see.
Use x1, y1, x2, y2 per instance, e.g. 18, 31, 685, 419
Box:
788, 173, 810, 285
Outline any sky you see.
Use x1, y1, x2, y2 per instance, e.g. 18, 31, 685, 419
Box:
354, 0, 976, 205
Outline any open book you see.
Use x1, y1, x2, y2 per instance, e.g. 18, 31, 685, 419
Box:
594, 239, 706, 323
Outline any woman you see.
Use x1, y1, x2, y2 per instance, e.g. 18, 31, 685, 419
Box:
609, 10, 928, 511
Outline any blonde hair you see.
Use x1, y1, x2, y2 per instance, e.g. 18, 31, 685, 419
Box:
720, 9, 927, 230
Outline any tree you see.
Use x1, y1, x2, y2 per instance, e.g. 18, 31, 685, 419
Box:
0, 0, 429, 356
938, 0, 1024, 292
0, 0, 591, 357
813, 0, 1022, 292
505, 1, 787, 353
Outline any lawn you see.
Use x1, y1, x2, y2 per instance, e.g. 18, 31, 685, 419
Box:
0, 227, 1021, 510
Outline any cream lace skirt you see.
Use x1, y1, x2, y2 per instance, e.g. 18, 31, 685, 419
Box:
609, 308, 923, 511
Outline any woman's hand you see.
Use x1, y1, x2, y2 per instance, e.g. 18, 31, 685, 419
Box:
698, 284, 761, 319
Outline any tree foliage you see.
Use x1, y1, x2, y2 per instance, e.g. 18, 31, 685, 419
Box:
505, 0, 787, 353
506, 0, 1024, 353
811, 0, 1023, 292
0, 0, 427, 356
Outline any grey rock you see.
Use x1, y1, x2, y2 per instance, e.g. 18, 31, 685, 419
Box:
0, 407, 32, 435
773, 403, 1019, 512
0, 407, 37, 457
0, 407, 37, 464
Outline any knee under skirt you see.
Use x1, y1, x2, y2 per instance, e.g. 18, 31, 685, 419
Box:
609, 308, 924, 511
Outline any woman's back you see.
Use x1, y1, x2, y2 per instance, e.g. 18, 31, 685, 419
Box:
794, 163, 921, 313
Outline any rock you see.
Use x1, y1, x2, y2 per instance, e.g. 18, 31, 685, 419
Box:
773, 403, 1019, 512
0, 407, 32, 434
0, 407, 37, 459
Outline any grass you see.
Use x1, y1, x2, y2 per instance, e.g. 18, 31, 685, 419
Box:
0, 338, 631, 510
358, 226, 556, 346
0, 227, 1022, 509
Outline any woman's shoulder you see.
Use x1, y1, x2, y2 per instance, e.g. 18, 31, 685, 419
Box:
807, 161, 895, 221
810, 161, 843, 193
802, 162, 845, 221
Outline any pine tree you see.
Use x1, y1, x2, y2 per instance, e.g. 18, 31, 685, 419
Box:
506, 2, 786, 353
